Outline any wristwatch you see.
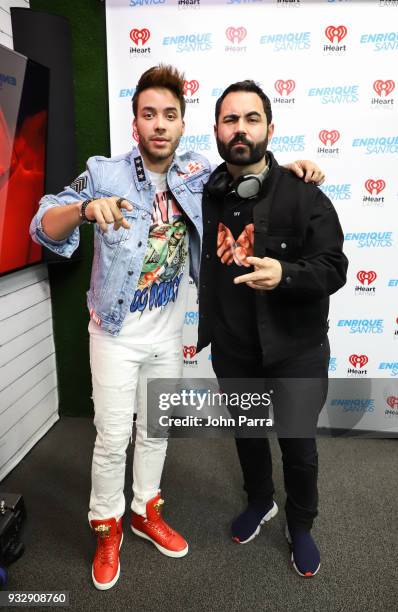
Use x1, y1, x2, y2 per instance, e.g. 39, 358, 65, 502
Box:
79, 199, 95, 224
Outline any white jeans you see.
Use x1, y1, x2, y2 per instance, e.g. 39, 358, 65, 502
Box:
88, 328, 182, 521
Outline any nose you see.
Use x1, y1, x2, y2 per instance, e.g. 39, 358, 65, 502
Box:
154, 115, 166, 132
235, 118, 247, 134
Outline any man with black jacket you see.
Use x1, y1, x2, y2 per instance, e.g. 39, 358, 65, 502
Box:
197, 81, 348, 577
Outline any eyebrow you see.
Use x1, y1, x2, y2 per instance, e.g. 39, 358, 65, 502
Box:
223, 111, 262, 120
141, 106, 178, 113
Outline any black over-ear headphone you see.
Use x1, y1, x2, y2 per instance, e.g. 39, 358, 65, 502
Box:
207, 162, 269, 200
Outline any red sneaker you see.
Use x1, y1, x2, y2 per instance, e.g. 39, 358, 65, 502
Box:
131, 493, 188, 558
90, 517, 123, 590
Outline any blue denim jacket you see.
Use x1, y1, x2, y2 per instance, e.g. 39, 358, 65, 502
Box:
30, 147, 211, 335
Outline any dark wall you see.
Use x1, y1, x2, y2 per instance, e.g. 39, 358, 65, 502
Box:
30, 0, 110, 415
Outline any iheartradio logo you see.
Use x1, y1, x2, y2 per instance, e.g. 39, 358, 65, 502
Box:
130, 28, 151, 46
225, 27, 247, 44
349, 354, 368, 369
183, 345, 197, 359
373, 80, 395, 97
365, 179, 385, 195
325, 25, 347, 44
319, 130, 340, 146
387, 396, 398, 409
386, 395, 398, 408
274, 80, 295, 96
184, 80, 200, 96
357, 271, 377, 286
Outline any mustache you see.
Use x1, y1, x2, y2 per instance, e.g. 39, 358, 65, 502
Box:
229, 133, 252, 147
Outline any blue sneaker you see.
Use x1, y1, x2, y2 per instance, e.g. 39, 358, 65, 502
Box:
231, 501, 278, 544
285, 524, 321, 577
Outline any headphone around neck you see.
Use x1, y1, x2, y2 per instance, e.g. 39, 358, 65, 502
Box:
207, 161, 270, 200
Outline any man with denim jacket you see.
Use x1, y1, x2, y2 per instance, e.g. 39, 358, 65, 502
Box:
30, 65, 325, 590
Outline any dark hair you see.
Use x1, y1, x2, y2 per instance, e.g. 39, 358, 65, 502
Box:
132, 64, 186, 117
215, 80, 272, 125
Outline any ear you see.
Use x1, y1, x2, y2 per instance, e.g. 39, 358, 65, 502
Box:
214, 123, 218, 138
267, 122, 275, 142
133, 117, 137, 131
181, 118, 185, 135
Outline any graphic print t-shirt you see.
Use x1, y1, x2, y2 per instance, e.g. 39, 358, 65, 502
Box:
213, 192, 262, 356
121, 170, 189, 342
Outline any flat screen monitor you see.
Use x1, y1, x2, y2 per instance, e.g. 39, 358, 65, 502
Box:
0, 43, 49, 276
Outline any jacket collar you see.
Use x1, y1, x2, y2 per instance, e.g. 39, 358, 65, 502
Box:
130, 147, 207, 191
130, 147, 151, 191
130, 146, 190, 190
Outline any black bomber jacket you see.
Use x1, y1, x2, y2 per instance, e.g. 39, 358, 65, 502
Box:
196, 152, 349, 366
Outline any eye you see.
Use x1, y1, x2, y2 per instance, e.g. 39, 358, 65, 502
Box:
167, 113, 177, 120
143, 112, 153, 119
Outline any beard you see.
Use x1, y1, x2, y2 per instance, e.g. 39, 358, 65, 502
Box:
216, 133, 268, 166
138, 134, 181, 163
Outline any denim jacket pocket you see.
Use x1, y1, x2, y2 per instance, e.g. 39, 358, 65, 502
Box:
185, 177, 206, 193
98, 207, 139, 246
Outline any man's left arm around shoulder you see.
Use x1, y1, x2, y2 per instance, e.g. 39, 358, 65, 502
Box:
284, 160, 325, 185
235, 192, 348, 298
209, 160, 325, 185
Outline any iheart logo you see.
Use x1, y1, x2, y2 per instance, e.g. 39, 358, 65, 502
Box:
183, 345, 197, 359
373, 80, 395, 97
356, 271, 377, 286
130, 28, 151, 46
274, 80, 296, 96
365, 179, 386, 195
184, 80, 200, 96
325, 25, 347, 44
386, 396, 398, 409
349, 354, 368, 369
225, 27, 247, 44
319, 130, 340, 146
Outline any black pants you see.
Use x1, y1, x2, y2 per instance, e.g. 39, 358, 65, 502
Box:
211, 339, 330, 531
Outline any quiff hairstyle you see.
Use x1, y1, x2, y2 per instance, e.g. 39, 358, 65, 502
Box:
132, 64, 186, 118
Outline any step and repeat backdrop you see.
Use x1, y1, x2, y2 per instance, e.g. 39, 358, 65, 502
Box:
105, 0, 398, 433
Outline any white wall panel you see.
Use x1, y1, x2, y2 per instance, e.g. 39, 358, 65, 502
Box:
0, 390, 58, 481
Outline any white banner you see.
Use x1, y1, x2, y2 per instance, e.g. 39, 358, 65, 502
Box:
105, 0, 398, 432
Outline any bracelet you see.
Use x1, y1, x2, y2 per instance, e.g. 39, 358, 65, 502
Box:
79, 199, 95, 224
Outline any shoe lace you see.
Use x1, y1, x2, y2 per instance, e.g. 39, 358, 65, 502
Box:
94, 525, 117, 566
151, 499, 174, 540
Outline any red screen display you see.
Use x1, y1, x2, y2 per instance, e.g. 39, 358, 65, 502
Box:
0, 45, 49, 276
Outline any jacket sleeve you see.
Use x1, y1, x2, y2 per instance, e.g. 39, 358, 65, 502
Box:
29, 156, 100, 258
275, 191, 348, 299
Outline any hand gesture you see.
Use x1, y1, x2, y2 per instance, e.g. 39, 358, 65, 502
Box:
84, 197, 133, 231
234, 256, 282, 290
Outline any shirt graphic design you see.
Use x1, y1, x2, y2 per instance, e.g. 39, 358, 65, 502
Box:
217, 222, 254, 267
130, 191, 188, 314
